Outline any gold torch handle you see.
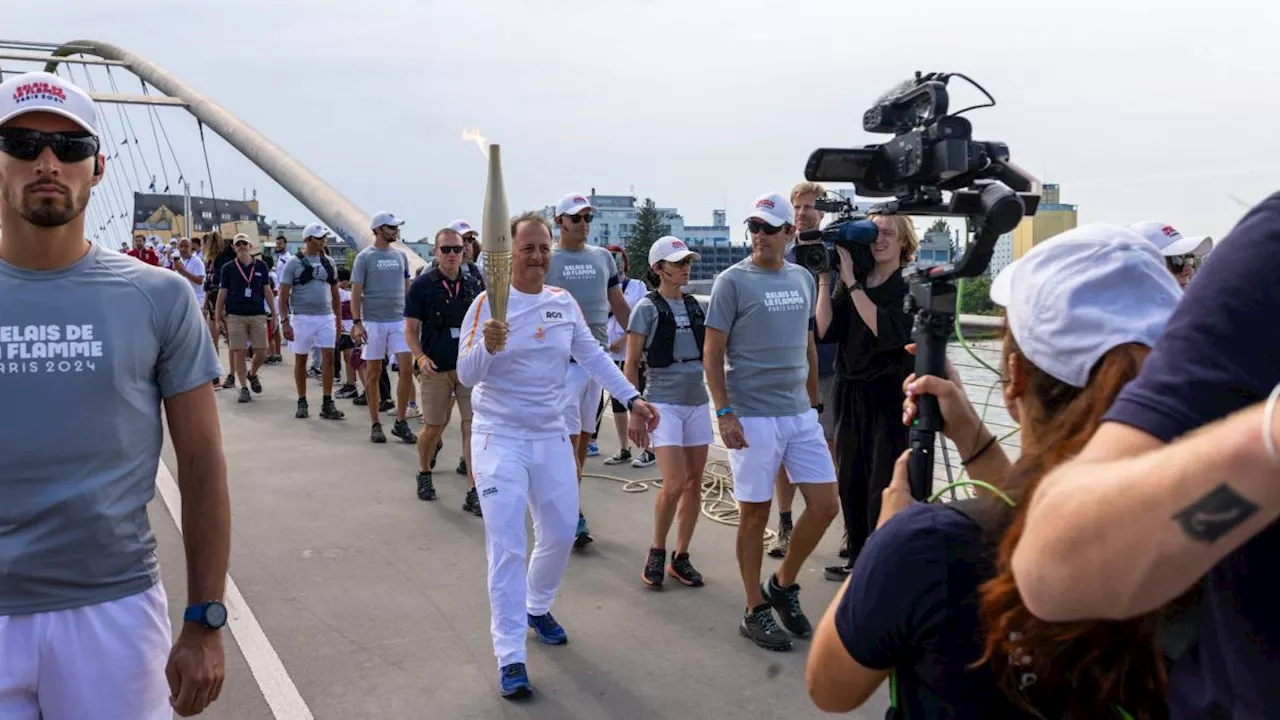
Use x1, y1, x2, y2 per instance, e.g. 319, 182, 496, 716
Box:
484, 251, 511, 323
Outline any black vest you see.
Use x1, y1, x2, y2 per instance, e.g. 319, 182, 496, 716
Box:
644, 291, 705, 369
423, 268, 478, 332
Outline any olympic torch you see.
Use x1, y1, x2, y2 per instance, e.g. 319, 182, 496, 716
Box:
481, 144, 512, 329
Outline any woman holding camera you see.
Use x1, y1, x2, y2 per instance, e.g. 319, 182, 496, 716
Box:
814, 214, 917, 581
807, 225, 1181, 719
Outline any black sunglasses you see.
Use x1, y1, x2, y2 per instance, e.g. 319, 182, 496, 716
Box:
0, 128, 99, 164
566, 213, 594, 224
747, 220, 785, 236
437, 245, 464, 255
1168, 255, 1200, 271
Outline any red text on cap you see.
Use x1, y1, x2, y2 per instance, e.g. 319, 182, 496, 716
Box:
671, 240, 685, 249
1161, 226, 1179, 237
13, 82, 67, 104
756, 198, 775, 209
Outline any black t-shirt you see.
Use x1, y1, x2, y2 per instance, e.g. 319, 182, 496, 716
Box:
1104, 192, 1280, 720
837, 503, 1037, 719
219, 259, 271, 316
404, 267, 482, 372
825, 268, 914, 382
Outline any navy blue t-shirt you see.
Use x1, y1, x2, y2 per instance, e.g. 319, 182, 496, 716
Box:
836, 503, 1036, 719
784, 241, 838, 376
1104, 192, 1280, 720
219, 259, 271, 316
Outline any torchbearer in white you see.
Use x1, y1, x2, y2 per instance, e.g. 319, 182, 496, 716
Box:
457, 211, 659, 700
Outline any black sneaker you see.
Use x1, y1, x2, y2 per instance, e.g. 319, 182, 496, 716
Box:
378, 398, 395, 413
391, 420, 417, 444
335, 383, 358, 400
319, 399, 345, 420
430, 439, 443, 470
222, 374, 236, 389
248, 374, 263, 394
740, 604, 792, 651
353, 393, 368, 406
295, 398, 309, 418
416, 472, 436, 501
669, 552, 704, 587
463, 487, 483, 516
238, 387, 251, 403
603, 449, 632, 466
763, 575, 812, 638
641, 548, 665, 589
370, 423, 386, 443
631, 449, 656, 469
456, 456, 468, 475
823, 564, 852, 582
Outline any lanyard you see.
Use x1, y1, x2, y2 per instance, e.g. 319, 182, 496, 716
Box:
236, 260, 256, 286
441, 277, 461, 301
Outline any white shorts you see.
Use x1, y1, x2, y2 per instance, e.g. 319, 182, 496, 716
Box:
562, 362, 603, 436
649, 402, 714, 448
0, 583, 171, 720
362, 319, 408, 360
728, 410, 836, 503
288, 313, 337, 354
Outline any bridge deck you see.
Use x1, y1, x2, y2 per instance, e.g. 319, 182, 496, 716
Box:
151, 341, 1012, 719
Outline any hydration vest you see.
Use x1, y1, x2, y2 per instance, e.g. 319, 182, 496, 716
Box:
644, 290, 705, 369
294, 252, 337, 286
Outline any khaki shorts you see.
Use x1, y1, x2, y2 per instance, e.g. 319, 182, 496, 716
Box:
226, 314, 268, 348
420, 369, 473, 426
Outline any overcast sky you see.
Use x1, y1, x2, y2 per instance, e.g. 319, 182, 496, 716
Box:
8, 0, 1277, 246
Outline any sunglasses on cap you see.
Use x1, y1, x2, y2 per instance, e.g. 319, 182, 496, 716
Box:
1168, 255, 1201, 271
437, 245, 464, 255
747, 220, 785, 236
0, 128, 99, 164
565, 212, 593, 224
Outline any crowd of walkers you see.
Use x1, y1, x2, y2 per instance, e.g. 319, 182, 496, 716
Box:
2, 67, 1277, 720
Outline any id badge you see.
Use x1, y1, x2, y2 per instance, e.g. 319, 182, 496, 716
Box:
450, 327, 461, 339
244, 288, 252, 298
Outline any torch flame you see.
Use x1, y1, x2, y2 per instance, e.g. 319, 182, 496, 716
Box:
461, 127, 490, 159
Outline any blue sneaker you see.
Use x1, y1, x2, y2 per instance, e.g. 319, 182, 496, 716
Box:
574, 514, 593, 548
500, 662, 533, 699
528, 612, 568, 645
586, 441, 599, 457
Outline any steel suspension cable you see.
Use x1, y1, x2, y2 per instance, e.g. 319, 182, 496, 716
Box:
139, 79, 185, 190
105, 67, 154, 191
64, 63, 130, 247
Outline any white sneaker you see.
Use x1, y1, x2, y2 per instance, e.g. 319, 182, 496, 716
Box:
405, 402, 422, 419
603, 449, 632, 466
631, 450, 656, 468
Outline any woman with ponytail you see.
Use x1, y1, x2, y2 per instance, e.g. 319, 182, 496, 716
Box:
807, 224, 1182, 718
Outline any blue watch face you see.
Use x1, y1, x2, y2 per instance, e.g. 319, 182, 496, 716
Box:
204, 601, 228, 628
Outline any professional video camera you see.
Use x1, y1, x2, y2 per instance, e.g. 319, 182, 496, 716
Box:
803, 71, 1041, 500
790, 196, 878, 280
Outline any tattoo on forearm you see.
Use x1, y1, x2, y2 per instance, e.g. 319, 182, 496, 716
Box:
1172, 483, 1260, 544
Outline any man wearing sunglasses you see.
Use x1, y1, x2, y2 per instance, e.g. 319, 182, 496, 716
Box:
0, 71, 228, 719
704, 192, 838, 651
548, 193, 634, 548
1128, 221, 1213, 290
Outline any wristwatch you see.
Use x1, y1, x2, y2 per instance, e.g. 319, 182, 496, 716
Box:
352, 319, 363, 325
625, 395, 640, 411
183, 601, 228, 630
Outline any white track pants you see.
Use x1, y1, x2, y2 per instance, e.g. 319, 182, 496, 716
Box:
0, 583, 171, 720
472, 432, 579, 669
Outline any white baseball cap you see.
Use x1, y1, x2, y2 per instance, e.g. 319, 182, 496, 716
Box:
448, 219, 477, 236
370, 211, 405, 231
990, 223, 1181, 388
745, 192, 794, 227
555, 193, 593, 217
0, 71, 99, 137
302, 223, 331, 240
649, 235, 700, 268
1127, 220, 1212, 258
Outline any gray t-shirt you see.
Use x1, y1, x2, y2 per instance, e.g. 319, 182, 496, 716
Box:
351, 245, 409, 322
628, 294, 710, 407
705, 257, 816, 417
548, 244, 618, 346
281, 254, 335, 316
0, 244, 221, 615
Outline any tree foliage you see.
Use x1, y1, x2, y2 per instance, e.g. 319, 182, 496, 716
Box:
927, 218, 950, 234
959, 275, 998, 316
625, 197, 669, 280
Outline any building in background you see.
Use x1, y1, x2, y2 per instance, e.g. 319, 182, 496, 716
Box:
988, 230, 1016, 277
133, 192, 268, 242
916, 228, 954, 268
1012, 183, 1077, 259
267, 221, 306, 247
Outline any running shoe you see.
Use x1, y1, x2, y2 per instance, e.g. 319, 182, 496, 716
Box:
586, 441, 599, 457
370, 423, 386, 444
499, 663, 532, 699
740, 604, 792, 651
248, 374, 263, 394
416, 472, 436, 501
238, 387, 251, 403
766, 523, 792, 559
456, 456, 468, 475
668, 552, 704, 587
641, 548, 665, 588
573, 514, 593, 548
527, 613, 567, 645
463, 487, 482, 516
319, 399, 345, 420
763, 575, 812, 638
295, 398, 309, 419
391, 419, 417, 444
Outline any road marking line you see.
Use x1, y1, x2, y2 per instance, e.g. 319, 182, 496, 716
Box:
155, 464, 315, 720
